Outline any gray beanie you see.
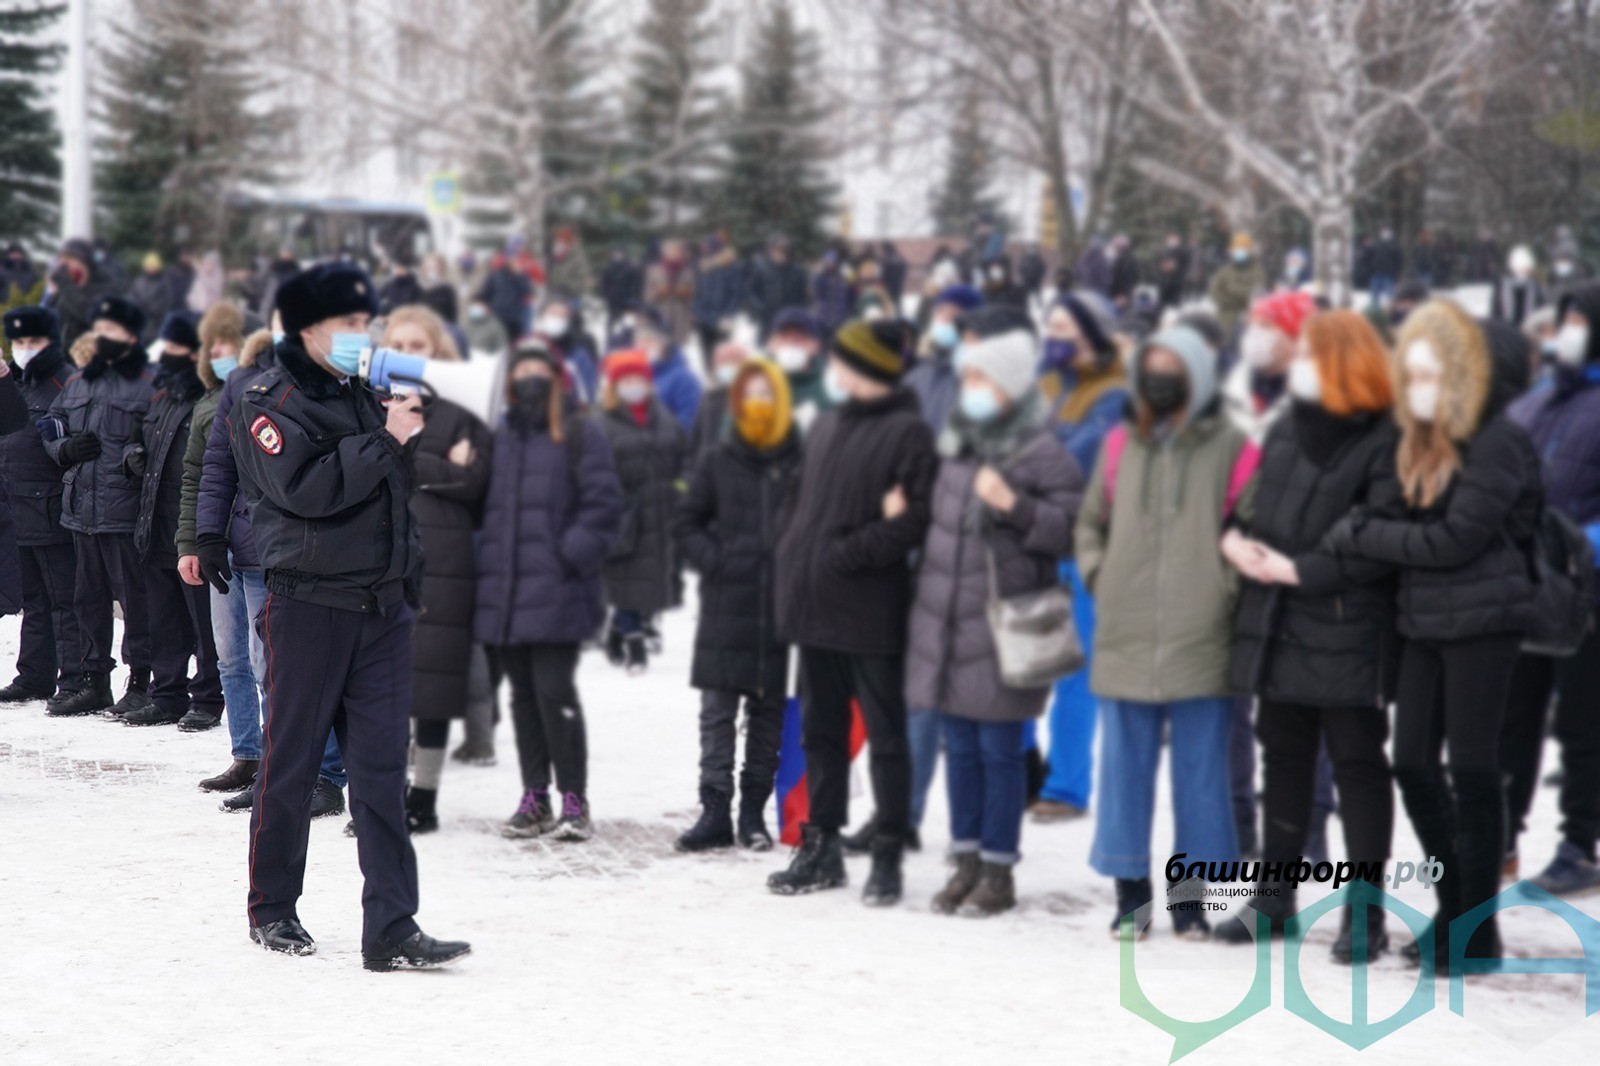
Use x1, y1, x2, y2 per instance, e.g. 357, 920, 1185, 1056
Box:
959, 329, 1037, 402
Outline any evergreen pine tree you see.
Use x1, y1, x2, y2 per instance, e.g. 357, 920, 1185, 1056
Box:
714, 0, 835, 256
0, 2, 65, 247
930, 84, 1003, 239
619, 0, 723, 239
96, 0, 285, 260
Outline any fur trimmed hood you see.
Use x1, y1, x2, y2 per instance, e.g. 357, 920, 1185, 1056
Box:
197, 302, 246, 390
1392, 299, 1489, 443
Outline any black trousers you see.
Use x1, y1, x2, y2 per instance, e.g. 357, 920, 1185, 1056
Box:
1256, 701, 1393, 878
698, 688, 784, 801
499, 643, 587, 796
247, 595, 419, 953
145, 562, 223, 714
415, 719, 450, 748
70, 531, 149, 675
1392, 633, 1522, 932
798, 648, 910, 836
14, 541, 79, 691
1501, 624, 1600, 857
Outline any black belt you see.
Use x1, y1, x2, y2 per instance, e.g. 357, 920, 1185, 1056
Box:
265, 569, 406, 615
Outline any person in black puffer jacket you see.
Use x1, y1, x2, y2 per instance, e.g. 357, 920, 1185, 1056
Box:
673, 358, 801, 855
1212, 310, 1403, 960
43, 296, 157, 718
769, 318, 937, 907
1323, 299, 1542, 971
0, 306, 81, 705
125, 312, 223, 727
598, 348, 688, 675
380, 306, 493, 834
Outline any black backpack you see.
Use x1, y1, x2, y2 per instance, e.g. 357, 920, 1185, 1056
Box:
1522, 508, 1597, 658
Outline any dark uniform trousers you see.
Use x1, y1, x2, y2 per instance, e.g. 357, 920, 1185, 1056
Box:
144, 564, 223, 714
798, 647, 911, 836
247, 593, 420, 952
72, 531, 150, 675
15, 542, 80, 691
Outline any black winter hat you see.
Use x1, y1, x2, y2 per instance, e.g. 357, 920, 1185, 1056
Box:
831, 318, 911, 384
92, 294, 146, 338
962, 304, 1036, 340
275, 261, 380, 336
60, 237, 94, 264
4, 304, 59, 343
159, 310, 201, 351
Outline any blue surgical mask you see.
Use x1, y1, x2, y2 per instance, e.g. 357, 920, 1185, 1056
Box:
959, 385, 1002, 423
272, 330, 285, 346
823, 368, 851, 405
327, 332, 369, 377
210, 356, 239, 381
715, 363, 740, 387
930, 321, 959, 351
1041, 338, 1077, 373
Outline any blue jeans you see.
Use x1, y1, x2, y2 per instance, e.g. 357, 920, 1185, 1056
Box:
1041, 561, 1097, 807
1090, 697, 1239, 880
945, 716, 1027, 864
907, 708, 942, 830
222, 567, 346, 786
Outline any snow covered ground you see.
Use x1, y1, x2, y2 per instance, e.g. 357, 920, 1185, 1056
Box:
1, 602, 1596, 1066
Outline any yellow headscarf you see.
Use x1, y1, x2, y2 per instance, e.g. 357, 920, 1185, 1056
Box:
731, 358, 792, 450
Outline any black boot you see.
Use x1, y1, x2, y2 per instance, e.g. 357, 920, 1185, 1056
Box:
0, 678, 54, 704
123, 701, 185, 727
675, 786, 734, 852
737, 791, 774, 851
45, 672, 113, 717
1109, 877, 1154, 940
623, 634, 648, 676
1331, 894, 1391, 964
841, 811, 881, 856
1452, 769, 1509, 968
200, 759, 259, 793
1214, 882, 1297, 944
250, 918, 316, 955
406, 786, 439, 834
767, 824, 847, 895
605, 625, 626, 666
362, 930, 471, 972
107, 667, 153, 718
177, 708, 221, 732
862, 834, 904, 907
309, 779, 346, 819
1395, 766, 1462, 968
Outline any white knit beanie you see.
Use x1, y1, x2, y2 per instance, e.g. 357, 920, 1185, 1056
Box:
959, 329, 1038, 402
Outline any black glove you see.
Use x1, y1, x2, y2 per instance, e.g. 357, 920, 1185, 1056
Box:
59, 434, 102, 466
124, 446, 147, 477
196, 534, 233, 595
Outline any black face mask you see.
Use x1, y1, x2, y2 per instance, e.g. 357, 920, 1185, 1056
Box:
159, 353, 193, 375
513, 377, 552, 411
1141, 372, 1188, 417
94, 335, 135, 363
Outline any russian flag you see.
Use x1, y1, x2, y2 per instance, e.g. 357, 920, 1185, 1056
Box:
774, 696, 867, 846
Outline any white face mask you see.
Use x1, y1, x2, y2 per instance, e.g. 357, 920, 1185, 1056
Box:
1407, 381, 1440, 423
536, 314, 568, 337
1555, 323, 1590, 367
1241, 325, 1281, 370
773, 344, 810, 373
714, 363, 740, 387
1287, 358, 1321, 403
12, 344, 46, 368
1403, 340, 1443, 376
616, 379, 651, 406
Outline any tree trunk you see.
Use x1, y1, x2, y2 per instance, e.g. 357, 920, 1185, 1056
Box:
1312, 202, 1353, 309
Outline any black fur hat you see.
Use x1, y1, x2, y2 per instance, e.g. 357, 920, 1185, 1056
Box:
275, 262, 380, 336
91, 295, 146, 338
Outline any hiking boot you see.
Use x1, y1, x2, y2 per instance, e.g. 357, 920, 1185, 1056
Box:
450, 741, 496, 767
959, 862, 1018, 917
405, 786, 439, 835
1331, 904, 1390, 964
675, 787, 734, 853
932, 852, 983, 915
623, 635, 648, 676
501, 788, 557, 838
200, 759, 258, 793
1029, 798, 1087, 824
737, 795, 774, 851
1530, 841, 1600, 897
250, 918, 316, 956
177, 708, 221, 732
552, 792, 592, 841
862, 835, 904, 907
123, 701, 184, 727
841, 812, 881, 855
309, 779, 345, 819
362, 930, 471, 972
45, 672, 113, 717
0, 679, 53, 704
767, 824, 847, 895
1109, 877, 1154, 940
107, 668, 153, 718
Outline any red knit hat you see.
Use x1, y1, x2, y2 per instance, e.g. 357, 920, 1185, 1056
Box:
604, 348, 653, 386
1250, 290, 1316, 340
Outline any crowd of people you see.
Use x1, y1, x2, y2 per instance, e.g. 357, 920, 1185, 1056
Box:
1, 220, 1597, 976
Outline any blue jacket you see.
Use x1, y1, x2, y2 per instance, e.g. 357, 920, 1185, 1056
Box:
1056, 387, 1129, 478
197, 347, 275, 569
903, 355, 958, 434
652, 345, 702, 432
1511, 363, 1600, 592
693, 259, 747, 326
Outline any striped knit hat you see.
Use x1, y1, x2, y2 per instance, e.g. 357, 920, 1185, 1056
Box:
831, 318, 910, 385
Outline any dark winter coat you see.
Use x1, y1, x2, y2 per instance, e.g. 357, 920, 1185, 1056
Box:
599, 256, 643, 319
128, 272, 178, 342
810, 268, 854, 335
675, 431, 802, 699
134, 366, 206, 566
903, 351, 960, 434
905, 418, 1083, 722
477, 267, 533, 335
688, 385, 732, 467
1228, 406, 1403, 707
176, 388, 221, 560
379, 272, 426, 314
0, 347, 75, 546
748, 257, 810, 339
693, 254, 747, 328
775, 388, 938, 656
600, 402, 688, 615
410, 399, 492, 718
44, 344, 157, 535
474, 411, 622, 646
197, 346, 277, 570
0, 498, 17, 617
47, 263, 119, 349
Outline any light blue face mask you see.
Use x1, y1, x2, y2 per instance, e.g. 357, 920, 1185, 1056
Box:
272, 330, 285, 346
930, 321, 960, 351
959, 385, 1002, 423
823, 368, 851, 405
210, 356, 239, 381
327, 332, 369, 377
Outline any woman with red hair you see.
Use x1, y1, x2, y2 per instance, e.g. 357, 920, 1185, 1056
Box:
1213, 310, 1404, 961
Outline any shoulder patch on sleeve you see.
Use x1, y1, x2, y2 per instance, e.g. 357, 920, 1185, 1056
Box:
250, 414, 284, 455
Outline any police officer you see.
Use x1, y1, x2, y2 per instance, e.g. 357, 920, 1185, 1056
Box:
231, 262, 469, 970
43, 295, 158, 718
0, 307, 81, 704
